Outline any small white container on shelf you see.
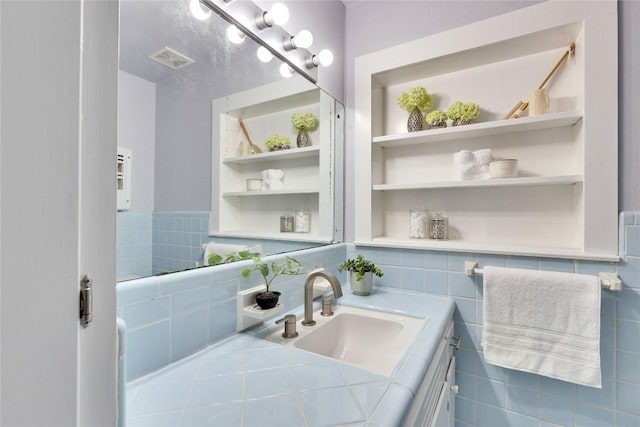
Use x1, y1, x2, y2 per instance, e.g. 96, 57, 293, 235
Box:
294, 210, 310, 233
246, 179, 263, 191
489, 159, 518, 178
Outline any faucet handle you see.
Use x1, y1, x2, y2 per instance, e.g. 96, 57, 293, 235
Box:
275, 314, 298, 338
320, 297, 334, 316
275, 314, 296, 325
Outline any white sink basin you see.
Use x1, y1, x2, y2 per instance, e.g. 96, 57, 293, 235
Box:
266, 305, 428, 377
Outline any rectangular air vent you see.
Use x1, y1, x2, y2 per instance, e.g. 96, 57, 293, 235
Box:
148, 47, 194, 70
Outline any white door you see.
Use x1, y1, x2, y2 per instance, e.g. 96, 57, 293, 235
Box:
0, 1, 119, 425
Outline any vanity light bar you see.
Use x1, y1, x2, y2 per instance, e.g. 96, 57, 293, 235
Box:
198, 0, 320, 82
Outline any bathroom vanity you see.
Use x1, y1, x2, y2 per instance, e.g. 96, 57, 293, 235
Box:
124, 287, 456, 426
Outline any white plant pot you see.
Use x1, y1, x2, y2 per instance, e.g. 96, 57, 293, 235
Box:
351, 271, 373, 296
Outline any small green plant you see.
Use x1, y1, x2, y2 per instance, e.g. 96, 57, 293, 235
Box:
446, 101, 480, 125
244, 255, 303, 292
426, 109, 448, 126
209, 251, 303, 293
338, 255, 383, 282
291, 112, 318, 132
264, 133, 291, 150
207, 250, 251, 267
396, 87, 434, 112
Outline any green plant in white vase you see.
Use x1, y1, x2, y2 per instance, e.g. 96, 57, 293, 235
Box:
426, 109, 448, 129
447, 101, 480, 126
396, 86, 434, 132
338, 255, 383, 296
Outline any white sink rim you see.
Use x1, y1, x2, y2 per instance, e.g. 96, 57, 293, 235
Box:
265, 305, 429, 377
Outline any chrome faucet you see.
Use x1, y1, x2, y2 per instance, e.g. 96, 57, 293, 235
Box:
302, 270, 343, 326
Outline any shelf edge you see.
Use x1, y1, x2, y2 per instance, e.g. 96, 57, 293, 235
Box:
354, 239, 619, 262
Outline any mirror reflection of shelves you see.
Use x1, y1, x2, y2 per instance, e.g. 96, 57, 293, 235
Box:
222, 189, 319, 197
213, 76, 337, 243
222, 146, 320, 164
355, 2, 617, 260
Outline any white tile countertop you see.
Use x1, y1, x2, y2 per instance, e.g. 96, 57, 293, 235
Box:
125, 287, 455, 426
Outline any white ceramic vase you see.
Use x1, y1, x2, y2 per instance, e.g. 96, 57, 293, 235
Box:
351, 271, 373, 296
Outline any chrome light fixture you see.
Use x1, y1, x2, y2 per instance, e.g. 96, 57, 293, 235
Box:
257, 46, 274, 63
283, 29, 313, 51
255, 2, 289, 29
279, 63, 294, 78
226, 24, 246, 44
189, 0, 211, 20
306, 48, 334, 68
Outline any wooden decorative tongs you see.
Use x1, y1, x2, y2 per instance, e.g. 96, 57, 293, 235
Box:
504, 42, 576, 119
238, 119, 262, 154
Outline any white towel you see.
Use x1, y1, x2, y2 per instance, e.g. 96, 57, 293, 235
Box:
482, 266, 602, 388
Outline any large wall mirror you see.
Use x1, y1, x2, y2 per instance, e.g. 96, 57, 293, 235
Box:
117, 0, 344, 281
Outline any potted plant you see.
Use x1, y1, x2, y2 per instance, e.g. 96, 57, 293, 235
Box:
264, 133, 291, 151
396, 86, 434, 132
446, 101, 480, 126
426, 109, 448, 129
338, 255, 383, 296
291, 112, 318, 147
210, 251, 303, 309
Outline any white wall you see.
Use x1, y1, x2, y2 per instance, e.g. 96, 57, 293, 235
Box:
118, 71, 156, 213
618, 0, 640, 212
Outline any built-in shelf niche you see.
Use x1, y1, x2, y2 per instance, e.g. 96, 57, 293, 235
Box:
355, 1, 617, 260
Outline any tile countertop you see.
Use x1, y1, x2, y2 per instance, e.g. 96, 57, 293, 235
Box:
125, 287, 455, 427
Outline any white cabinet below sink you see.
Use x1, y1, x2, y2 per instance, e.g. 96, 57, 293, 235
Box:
404, 317, 457, 427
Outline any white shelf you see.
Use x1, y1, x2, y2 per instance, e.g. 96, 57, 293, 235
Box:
214, 78, 339, 244
372, 111, 583, 148
222, 189, 319, 197
223, 146, 320, 164
211, 231, 332, 243
372, 175, 583, 191
243, 303, 284, 320
356, 238, 619, 262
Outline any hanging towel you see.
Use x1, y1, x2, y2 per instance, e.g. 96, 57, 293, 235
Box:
482, 266, 601, 388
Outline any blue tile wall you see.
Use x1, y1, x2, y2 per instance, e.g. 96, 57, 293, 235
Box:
117, 243, 347, 380
119, 212, 640, 426
347, 211, 640, 427
117, 212, 153, 280
115, 210, 324, 277
151, 211, 210, 274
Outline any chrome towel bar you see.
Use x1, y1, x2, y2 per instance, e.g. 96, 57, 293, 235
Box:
464, 261, 622, 291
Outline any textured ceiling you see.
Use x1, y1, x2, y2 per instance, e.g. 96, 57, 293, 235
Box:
119, 0, 283, 88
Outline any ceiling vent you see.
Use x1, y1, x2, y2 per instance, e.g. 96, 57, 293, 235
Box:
148, 47, 194, 70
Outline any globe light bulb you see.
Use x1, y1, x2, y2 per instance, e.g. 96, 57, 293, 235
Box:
317, 49, 334, 66
292, 29, 313, 49
279, 63, 294, 78
266, 3, 289, 26
189, 0, 211, 20
226, 25, 246, 44
257, 46, 274, 63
